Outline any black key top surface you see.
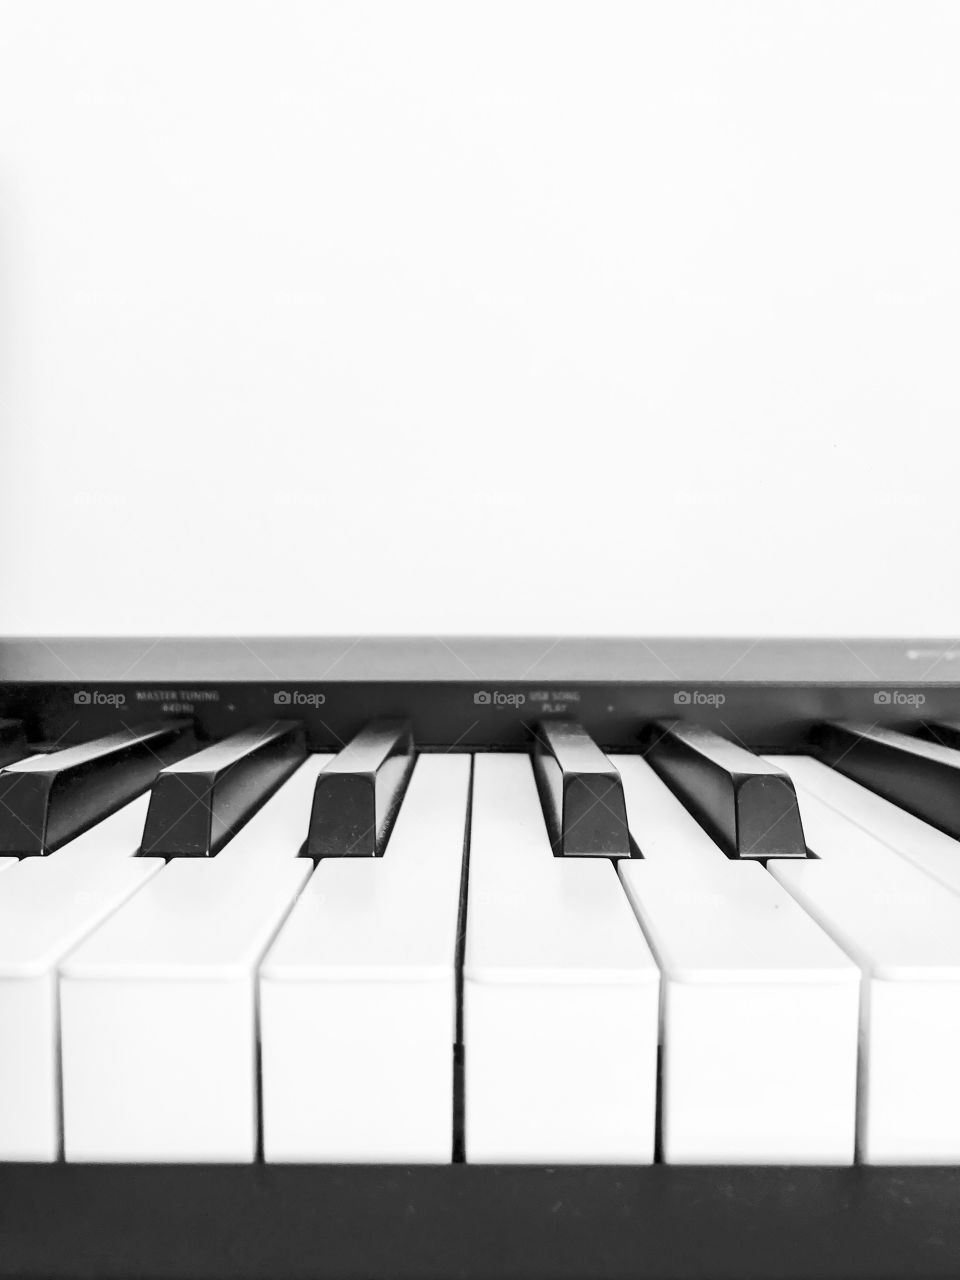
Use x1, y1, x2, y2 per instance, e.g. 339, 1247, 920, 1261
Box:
0, 718, 196, 855
644, 719, 807, 858
918, 720, 960, 752
816, 720, 960, 839
140, 720, 307, 857
0, 718, 27, 767
533, 719, 630, 857
307, 719, 414, 857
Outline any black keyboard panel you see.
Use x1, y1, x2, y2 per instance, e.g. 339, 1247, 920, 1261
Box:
3, 1164, 960, 1280
0, 636, 956, 751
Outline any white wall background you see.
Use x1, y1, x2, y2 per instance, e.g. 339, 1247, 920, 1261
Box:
0, 1, 957, 637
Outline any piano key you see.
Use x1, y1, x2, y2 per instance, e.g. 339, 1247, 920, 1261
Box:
464, 754, 659, 1163
0, 718, 196, 855
618, 860, 859, 1163
791, 787, 924, 875
770, 856, 960, 1163
0, 858, 17, 873
212, 753, 334, 866
767, 753, 960, 897
916, 720, 960, 751
44, 756, 327, 1166
59, 856, 311, 1162
532, 719, 630, 857
0, 855, 163, 1160
643, 720, 807, 859
306, 719, 414, 858
140, 720, 307, 857
0, 717, 27, 766
44, 794, 151, 868
815, 721, 960, 839
47, 754, 330, 876
611, 754, 730, 869
260, 754, 470, 1162
761, 761, 937, 879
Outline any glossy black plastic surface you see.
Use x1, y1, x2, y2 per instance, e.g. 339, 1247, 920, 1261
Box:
307, 718, 414, 857
533, 718, 630, 857
643, 720, 807, 858
0, 717, 26, 766
141, 720, 306, 856
816, 721, 960, 839
0, 718, 195, 854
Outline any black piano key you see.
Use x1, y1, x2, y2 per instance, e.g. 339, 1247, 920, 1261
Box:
0, 718, 27, 767
0, 719, 196, 855
533, 719, 630, 857
306, 719, 414, 858
643, 720, 807, 859
140, 720, 307, 857
917, 720, 960, 752
815, 721, 960, 839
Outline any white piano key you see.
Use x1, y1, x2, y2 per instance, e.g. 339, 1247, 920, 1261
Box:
768, 753, 960, 895
59, 856, 310, 1162
619, 859, 859, 1164
611, 754, 730, 869
771, 856, 960, 1163
213, 753, 334, 865
0, 858, 15, 873
766, 769, 925, 877
0, 854, 163, 1160
260, 754, 470, 1163
464, 754, 659, 1164
46, 793, 150, 867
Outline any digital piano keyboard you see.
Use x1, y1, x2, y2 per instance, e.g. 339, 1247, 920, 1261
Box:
3, 636, 960, 1280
